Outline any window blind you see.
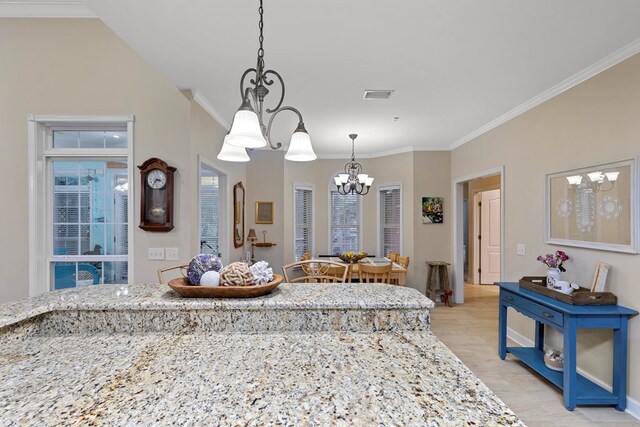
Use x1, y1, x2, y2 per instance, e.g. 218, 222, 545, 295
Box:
200, 173, 219, 255
379, 185, 401, 257
294, 185, 313, 261
330, 191, 360, 253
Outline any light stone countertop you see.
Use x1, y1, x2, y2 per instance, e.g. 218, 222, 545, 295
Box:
0, 330, 523, 426
0, 283, 434, 329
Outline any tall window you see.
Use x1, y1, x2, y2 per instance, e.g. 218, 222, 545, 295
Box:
294, 184, 313, 261
29, 116, 133, 295
330, 189, 361, 254
199, 167, 220, 255
379, 184, 401, 257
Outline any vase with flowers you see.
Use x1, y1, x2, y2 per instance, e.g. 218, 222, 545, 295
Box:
536, 250, 570, 288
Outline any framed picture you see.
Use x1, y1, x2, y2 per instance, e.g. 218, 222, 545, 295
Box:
545, 158, 638, 253
422, 196, 443, 224
255, 201, 274, 224
590, 262, 610, 292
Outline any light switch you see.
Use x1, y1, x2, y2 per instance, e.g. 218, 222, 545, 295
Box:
516, 244, 526, 256
165, 247, 179, 261
148, 247, 165, 260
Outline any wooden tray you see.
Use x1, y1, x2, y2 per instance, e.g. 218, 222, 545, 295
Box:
519, 276, 616, 305
168, 274, 283, 298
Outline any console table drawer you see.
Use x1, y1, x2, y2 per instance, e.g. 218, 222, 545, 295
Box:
502, 291, 564, 327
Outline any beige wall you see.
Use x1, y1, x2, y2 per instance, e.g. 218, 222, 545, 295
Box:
0, 19, 238, 302
451, 54, 640, 404
412, 151, 452, 294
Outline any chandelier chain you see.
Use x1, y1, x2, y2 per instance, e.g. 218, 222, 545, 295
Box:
257, 0, 265, 60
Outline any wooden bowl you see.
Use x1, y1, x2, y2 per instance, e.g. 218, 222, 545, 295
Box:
168, 274, 283, 298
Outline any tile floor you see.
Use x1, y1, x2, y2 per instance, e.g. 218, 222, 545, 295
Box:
429, 283, 640, 427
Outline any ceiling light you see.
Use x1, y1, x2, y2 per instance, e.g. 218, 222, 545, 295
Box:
218, 0, 315, 162
217, 134, 250, 162
333, 134, 374, 196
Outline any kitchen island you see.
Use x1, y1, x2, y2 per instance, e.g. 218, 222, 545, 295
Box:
0, 283, 523, 425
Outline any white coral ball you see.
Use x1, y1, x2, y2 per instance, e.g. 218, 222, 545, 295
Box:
250, 261, 274, 285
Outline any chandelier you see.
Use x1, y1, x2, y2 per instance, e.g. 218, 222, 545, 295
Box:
333, 134, 374, 195
217, 0, 316, 163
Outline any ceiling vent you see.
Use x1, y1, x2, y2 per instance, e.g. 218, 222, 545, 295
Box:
363, 90, 394, 100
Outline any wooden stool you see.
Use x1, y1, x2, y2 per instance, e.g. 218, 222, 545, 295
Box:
426, 261, 452, 306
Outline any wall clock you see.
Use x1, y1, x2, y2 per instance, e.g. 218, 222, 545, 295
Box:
138, 157, 176, 232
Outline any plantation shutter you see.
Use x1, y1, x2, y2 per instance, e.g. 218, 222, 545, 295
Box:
294, 185, 313, 261
379, 185, 401, 257
330, 191, 360, 254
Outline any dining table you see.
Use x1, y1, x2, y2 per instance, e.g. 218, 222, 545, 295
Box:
329, 257, 407, 285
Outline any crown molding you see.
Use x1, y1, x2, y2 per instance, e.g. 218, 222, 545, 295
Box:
192, 90, 230, 130
0, 1, 96, 18
450, 37, 640, 150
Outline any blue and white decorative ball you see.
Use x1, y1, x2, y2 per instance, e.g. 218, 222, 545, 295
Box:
187, 254, 223, 285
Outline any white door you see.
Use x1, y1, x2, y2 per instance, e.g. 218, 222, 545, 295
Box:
480, 189, 501, 284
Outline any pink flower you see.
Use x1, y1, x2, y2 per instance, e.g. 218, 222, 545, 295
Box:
537, 250, 570, 272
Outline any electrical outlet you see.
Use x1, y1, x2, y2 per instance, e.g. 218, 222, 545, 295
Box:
516, 244, 526, 256
148, 247, 165, 260
165, 247, 179, 261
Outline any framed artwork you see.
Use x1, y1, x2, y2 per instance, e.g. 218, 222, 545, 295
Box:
255, 201, 274, 224
422, 196, 443, 224
546, 158, 638, 253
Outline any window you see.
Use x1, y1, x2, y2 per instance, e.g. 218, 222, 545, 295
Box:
28, 116, 133, 295
329, 188, 361, 254
378, 184, 401, 257
199, 168, 220, 255
197, 161, 229, 263
293, 184, 313, 261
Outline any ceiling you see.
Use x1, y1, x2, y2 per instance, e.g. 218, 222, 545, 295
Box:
5, 1, 640, 157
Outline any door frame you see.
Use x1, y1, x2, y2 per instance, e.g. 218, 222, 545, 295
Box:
452, 166, 504, 304
197, 155, 229, 264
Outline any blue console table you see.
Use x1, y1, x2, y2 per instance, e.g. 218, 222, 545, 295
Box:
497, 282, 637, 411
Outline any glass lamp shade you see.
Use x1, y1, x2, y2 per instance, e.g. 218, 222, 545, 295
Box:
588, 171, 604, 183
217, 135, 250, 162
566, 175, 582, 185
357, 174, 368, 183
333, 176, 342, 186
338, 173, 349, 184
284, 131, 317, 161
364, 177, 374, 186
605, 171, 619, 182
226, 109, 267, 148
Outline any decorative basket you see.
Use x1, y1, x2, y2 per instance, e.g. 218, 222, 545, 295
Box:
337, 252, 367, 263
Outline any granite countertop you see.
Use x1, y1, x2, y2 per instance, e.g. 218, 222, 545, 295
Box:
0, 283, 434, 329
0, 330, 523, 426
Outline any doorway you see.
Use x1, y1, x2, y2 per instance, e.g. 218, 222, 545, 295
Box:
198, 157, 228, 263
453, 168, 504, 304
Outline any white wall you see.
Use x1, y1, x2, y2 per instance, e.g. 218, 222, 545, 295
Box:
451, 53, 640, 406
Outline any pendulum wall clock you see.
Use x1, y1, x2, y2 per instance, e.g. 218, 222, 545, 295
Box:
138, 157, 176, 232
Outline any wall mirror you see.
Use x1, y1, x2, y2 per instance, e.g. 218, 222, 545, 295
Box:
233, 181, 245, 248
546, 158, 637, 253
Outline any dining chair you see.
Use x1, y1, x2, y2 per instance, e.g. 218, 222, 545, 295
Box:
282, 260, 350, 284
157, 264, 189, 284
390, 256, 410, 285
387, 251, 400, 263
358, 262, 393, 284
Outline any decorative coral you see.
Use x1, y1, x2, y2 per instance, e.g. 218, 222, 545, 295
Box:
250, 261, 273, 285
220, 262, 255, 286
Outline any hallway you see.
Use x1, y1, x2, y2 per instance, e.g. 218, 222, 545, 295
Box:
430, 284, 639, 426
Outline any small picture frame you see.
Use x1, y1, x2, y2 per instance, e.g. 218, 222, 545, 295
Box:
255, 201, 274, 224
590, 262, 610, 292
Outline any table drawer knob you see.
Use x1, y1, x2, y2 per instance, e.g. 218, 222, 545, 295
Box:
506, 296, 513, 301
543, 312, 554, 318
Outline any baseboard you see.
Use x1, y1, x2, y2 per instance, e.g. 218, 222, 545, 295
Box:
506, 328, 640, 421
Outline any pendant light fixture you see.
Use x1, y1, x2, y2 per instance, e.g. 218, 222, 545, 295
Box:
217, 0, 316, 162
333, 134, 374, 195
